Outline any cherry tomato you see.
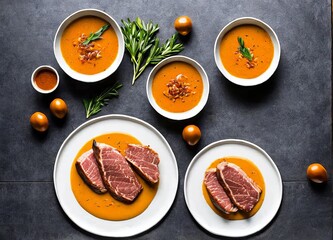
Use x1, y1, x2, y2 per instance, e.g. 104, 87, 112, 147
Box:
50, 98, 68, 119
30, 112, 49, 132
182, 125, 201, 146
174, 16, 192, 36
306, 163, 328, 183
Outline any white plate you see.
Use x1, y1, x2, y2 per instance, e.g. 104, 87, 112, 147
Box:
184, 139, 282, 238
54, 114, 178, 237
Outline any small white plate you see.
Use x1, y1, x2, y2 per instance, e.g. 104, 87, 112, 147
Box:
54, 114, 178, 237
184, 139, 282, 238
146, 55, 209, 120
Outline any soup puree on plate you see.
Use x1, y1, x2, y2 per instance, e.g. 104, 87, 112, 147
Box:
202, 156, 265, 220
71, 132, 158, 221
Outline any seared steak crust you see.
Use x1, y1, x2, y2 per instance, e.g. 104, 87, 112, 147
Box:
125, 144, 160, 184
75, 149, 107, 194
216, 162, 261, 212
92, 140, 143, 203
204, 168, 238, 214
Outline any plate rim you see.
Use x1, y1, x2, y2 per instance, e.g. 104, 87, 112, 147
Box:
53, 114, 179, 237
183, 138, 283, 237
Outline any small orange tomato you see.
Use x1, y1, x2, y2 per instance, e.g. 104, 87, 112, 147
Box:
306, 163, 328, 183
50, 98, 68, 119
182, 125, 201, 146
174, 16, 192, 36
30, 112, 49, 132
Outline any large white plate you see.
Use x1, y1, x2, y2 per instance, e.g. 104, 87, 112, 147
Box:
54, 114, 178, 237
184, 139, 282, 238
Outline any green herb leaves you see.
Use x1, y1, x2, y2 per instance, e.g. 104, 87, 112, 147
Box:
149, 34, 184, 64
121, 17, 184, 85
82, 24, 110, 45
237, 37, 253, 61
83, 82, 122, 118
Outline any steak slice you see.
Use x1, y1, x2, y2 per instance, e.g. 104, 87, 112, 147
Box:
204, 168, 238, 214
92, 140, 143, 203
217, 162, 262, 212
125, 144, 160, 184
75, 149, 107, 194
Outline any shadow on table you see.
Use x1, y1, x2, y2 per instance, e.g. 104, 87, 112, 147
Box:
307, 180, 330, 193
60, 73, 121, 101
221, 69, 280, 106
186, 194, 283, 239
55, 186, 180, 240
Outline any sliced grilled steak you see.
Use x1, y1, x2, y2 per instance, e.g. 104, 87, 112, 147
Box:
92, 140, 143, 203
217, 162, 261, 212
75, 149, 107, 194
204, 168, 238, 214
125, 144, 160, 184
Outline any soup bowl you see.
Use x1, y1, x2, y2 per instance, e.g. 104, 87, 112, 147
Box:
31, 65, 59, 94
214, 17, 280, 86
54, 9, 124, 83
146, 56, 209, 120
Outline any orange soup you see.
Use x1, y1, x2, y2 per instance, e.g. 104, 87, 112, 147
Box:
152, 61, 203, 113
220, 24, 274, 79
61, 16, 118, 75
202, 157, 265, 220
70, 132, 158, 221
34, 69, 57, 90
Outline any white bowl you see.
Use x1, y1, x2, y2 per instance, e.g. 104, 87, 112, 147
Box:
53, 9, 124, 83
214, 17, 280, 86
31, 65, 59, 94
146, 56, 209, 120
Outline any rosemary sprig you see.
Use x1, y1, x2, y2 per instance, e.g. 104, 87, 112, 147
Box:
237, 37, 253, 61
121, 17, 184, 85
83, 82, 122, 118
147, 34, 184, 65
82, 24, 110, 45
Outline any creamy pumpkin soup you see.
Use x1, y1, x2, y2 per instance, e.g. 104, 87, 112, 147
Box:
71, 132, 158, 221
202, 157, 265, 220
220, 24, 274, 79
61, 16, 118, 75
152, 61, 203, 113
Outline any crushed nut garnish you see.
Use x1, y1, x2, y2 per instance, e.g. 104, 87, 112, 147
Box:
235, 49, 258, 69
73, 33, 103, 63
163, 74, 194, 102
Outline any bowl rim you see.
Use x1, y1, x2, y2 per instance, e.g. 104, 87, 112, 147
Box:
214, 17, 281, 86
31, 65, 59, 94
53, 8, 125, 83
146, 55, 210, 120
